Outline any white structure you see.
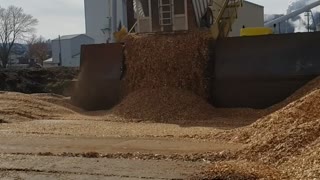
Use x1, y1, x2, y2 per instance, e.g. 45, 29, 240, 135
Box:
84, 0, 127, 43
84, 0, 263, 38
229, 1, 264, 37
134, 0, 263, 36
135, 0, 189, 32
51, 34, 94, 67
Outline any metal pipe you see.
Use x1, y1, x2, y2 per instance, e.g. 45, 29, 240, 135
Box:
265, 0, 320, 27
107, 0, 112, 43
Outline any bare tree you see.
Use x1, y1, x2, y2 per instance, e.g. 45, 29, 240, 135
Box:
27, 35, 50, 65
0, 6, 38, 68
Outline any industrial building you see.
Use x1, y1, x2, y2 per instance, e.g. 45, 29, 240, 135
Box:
50, 34, 94, 67
229, 1, 264, 36
84, 0, 264, 43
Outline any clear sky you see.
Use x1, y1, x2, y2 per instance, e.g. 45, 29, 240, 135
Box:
0, 0, 299, 39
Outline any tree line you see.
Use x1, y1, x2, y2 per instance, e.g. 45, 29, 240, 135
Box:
0, 5, 50, 68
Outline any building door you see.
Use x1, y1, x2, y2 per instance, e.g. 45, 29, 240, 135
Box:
173, 0, 188, 31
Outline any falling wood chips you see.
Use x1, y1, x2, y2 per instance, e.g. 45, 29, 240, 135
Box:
122, 31, 212, 98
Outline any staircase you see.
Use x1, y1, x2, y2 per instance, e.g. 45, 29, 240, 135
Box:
210, 0, 243, 39
159, 0, 174, 31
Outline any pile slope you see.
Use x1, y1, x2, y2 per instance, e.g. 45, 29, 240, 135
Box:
237, 89, 320, 164
194, 86, 320, 179
111, 88, 215, 123
280, 137, 320, 179
0, 92, 83, 123
214, 89, 320, 179
190, 161, 285, 180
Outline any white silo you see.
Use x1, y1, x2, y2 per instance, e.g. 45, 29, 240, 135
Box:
84, 0, 128, 44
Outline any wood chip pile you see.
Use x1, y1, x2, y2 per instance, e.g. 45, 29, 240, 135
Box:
237, 89, 320, 163
198, 77, 320, 179
0, 92, 82, 123
190, 161, 285, 180
217, 88, 320, 179
123, 31, 211, 98
110, 88, 215, 122
280, 138, 320, 179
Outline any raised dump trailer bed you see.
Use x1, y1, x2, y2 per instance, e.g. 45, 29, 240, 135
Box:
211, 31, 320, 108
73, 31, 320, 111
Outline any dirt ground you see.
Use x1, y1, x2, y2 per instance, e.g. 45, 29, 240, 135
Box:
0, 118, 245, 179
1, 67, 319, 179
0, 66, 260, 179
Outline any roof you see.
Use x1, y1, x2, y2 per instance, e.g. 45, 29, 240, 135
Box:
56, 34, 81, 40
244, 1, 264, 8
53, 34, 94, 41
43, 58, 57, 64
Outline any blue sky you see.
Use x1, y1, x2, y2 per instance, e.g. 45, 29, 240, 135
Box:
0, 0, 294, 39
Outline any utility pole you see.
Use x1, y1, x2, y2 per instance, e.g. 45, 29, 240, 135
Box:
278, 22, 281, 34
58, 35, 62, 66
305, 11, 311, 32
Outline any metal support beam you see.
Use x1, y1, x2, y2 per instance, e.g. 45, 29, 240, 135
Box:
265, 0, 320, 27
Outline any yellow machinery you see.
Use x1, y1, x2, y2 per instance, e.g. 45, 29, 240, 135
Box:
113, 0, 246, 40
240, 27, 273, 36
209, 0, 273, 38
114, 26, 128, 43
209, 0, 243, 39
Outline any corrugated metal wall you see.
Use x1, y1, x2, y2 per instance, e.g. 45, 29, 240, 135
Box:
192, 0, 210, 26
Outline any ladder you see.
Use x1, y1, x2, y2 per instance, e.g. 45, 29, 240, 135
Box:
159, 0, 174, 27
210, 0, 243, 39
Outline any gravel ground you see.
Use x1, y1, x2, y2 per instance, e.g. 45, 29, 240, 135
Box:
0, 120, 224, 139
0, 154, 205, 180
